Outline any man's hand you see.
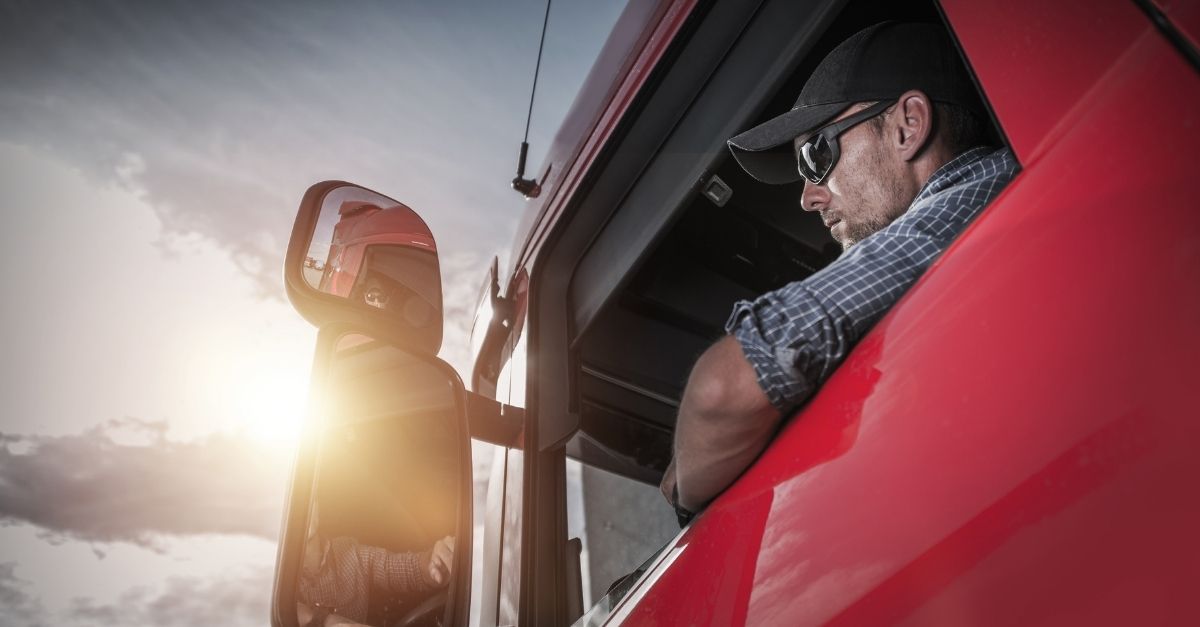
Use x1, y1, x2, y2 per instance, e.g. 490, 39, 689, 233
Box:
420, 535, 455, 587
672, 336, 780, 512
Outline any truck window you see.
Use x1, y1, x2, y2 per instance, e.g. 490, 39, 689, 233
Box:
566, 458, 678, 609
561, 0, 1010, 614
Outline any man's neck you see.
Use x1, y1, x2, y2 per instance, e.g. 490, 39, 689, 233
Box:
909, 142, 957, 193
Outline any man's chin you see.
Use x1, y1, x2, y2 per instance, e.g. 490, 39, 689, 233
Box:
830, 222, 850, 249
833, 226, 857, 251
836, 220, 888, 250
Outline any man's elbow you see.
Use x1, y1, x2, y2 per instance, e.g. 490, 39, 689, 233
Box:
673, 336, 782, 511
685, 336, 776, 423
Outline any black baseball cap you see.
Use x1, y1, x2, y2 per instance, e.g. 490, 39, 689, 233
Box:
728, 21, 983, 184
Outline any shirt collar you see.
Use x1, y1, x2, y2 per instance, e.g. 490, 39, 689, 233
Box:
912, 145, 999, 204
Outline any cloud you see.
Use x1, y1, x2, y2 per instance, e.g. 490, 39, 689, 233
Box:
438, 249, 489, 377
0, 563, 49, 627
0, 0, 544, 299
0, 562, 271, 627
66, 567, 271, 627
0, 419, 287, 548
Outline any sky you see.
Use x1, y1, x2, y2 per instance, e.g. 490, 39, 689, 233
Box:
0, 0, 626, 624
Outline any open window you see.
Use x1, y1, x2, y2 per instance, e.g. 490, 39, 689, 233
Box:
568, 0, 1004, 491
557, 0, 1012, 619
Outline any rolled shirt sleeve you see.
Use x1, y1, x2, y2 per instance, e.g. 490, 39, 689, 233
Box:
727, 146, 1019, 412
357, 543, 429, 597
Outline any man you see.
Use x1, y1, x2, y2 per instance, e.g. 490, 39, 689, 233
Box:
297, 506, 455, 627
661, 21, 1019, 520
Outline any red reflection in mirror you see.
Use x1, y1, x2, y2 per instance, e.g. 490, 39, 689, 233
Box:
320, 200, 436, 299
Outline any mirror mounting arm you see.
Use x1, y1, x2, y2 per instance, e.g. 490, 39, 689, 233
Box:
472, 258, 517, 390
467, 392, 525, 447
489, 257, 515, 329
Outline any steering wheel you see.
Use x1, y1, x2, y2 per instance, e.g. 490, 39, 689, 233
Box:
392, 590, 447, 627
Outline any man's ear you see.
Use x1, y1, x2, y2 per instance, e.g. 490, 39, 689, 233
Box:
891, 89, 933, 162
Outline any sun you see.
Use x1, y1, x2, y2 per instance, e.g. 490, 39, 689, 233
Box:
233, 369, 310, 445
220, 352, 313, 448
187, 311, 318, 450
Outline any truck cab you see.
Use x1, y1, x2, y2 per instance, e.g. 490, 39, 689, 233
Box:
272, 0, 1200, 625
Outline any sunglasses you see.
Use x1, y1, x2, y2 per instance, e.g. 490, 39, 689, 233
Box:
795, 100, 893, 185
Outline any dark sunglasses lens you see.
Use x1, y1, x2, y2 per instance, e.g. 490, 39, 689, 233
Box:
799, 135, 833, 183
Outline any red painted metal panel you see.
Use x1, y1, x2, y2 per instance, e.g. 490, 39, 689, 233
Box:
940, 0, 1145, 166
615, 5, 1200, 625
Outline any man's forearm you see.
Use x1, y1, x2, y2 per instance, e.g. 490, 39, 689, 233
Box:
674, 396, 779, 511
672, 336, 781, 512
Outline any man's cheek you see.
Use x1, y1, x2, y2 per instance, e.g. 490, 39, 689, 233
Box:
825, 176, 843, 197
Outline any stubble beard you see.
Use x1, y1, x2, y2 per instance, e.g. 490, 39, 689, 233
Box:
837, 145, 911, 250
839, 213, 895, 250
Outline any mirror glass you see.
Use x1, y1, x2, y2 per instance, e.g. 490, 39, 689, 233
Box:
303, 186, 442, 333
296, 333, 462, 627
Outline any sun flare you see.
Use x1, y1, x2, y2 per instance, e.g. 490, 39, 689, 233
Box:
209, 348, 313, 449
230, 367, 310, 446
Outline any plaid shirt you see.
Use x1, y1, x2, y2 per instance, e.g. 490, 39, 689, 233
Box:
727, 146, 1019, 412
298, 536, 430, 623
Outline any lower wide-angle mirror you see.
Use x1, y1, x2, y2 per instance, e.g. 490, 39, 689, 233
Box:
275, 329, 471, 627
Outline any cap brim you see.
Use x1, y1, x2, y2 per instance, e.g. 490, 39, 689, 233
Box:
727, 102, 847, 184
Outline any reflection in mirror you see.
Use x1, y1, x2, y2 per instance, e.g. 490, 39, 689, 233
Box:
297, 335, 461, 627
303, 186, 442, 333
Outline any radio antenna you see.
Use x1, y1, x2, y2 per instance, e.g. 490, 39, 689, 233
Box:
511, 0, 552, 198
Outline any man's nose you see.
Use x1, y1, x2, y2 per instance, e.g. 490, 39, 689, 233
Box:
799, 181, 829, 212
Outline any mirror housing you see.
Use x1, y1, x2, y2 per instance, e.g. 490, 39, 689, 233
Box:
285, 181, 443, 354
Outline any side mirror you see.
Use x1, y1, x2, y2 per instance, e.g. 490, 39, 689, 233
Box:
272, 326, 472, 627
285, 181, 443, 354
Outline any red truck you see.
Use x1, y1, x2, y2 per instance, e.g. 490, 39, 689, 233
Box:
272, 0, 1200, 625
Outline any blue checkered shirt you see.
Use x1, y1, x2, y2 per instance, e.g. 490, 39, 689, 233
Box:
727, 146, 1019, 412
298, 535, 430, 622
